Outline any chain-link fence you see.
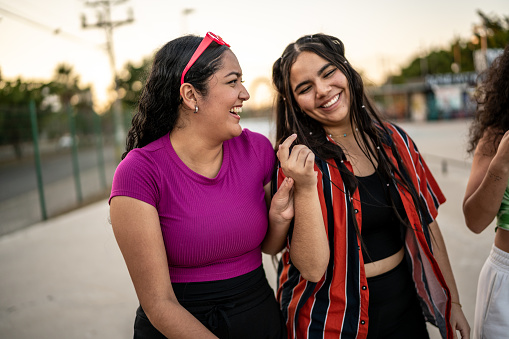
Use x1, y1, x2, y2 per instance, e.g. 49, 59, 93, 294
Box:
0, 100, 129, 236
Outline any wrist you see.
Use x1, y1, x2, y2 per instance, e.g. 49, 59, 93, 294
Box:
451, 301, 462, 308
269, 211, 293, 225
293, 182, 317, 194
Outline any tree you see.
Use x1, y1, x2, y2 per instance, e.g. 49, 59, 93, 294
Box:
117, 57, 151, 110
0, 63, 94, 158
390, 10, 509, 84
46, 63, 95, 139
0, 75, 48, 157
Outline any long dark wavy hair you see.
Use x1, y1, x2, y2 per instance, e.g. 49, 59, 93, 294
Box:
468, 43, 509, 155
272, 33, 430, 242
122, 35, 229, 159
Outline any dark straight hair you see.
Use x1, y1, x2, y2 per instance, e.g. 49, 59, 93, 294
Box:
272, 34, 432, 243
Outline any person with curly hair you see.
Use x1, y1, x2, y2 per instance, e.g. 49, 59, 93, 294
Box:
272, 33, 470, 338
109, 32, 292, 338
463, 43, 509, 339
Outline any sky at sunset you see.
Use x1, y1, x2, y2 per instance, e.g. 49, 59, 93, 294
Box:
0, 0, 507, 111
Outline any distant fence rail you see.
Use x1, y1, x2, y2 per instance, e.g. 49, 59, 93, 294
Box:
0, 105, 472, 237
0, 100, 123, 236
422, 153, 472, 175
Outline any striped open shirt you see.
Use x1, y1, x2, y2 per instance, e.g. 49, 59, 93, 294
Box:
275, 122, 452, 339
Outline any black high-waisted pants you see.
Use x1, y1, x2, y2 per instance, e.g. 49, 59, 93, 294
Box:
133, 265, 286, 339
366, 260, 430, 339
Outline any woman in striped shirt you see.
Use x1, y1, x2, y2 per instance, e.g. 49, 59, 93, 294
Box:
271, 33, 470, 339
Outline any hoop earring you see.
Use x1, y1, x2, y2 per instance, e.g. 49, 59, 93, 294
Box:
194, 105, 199, 113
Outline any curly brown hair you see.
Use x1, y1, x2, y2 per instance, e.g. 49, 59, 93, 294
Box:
468, 44, 509, 154
122, 35, 229, 160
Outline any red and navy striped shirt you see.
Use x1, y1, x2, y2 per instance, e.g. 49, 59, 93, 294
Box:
275, 123, 452, 339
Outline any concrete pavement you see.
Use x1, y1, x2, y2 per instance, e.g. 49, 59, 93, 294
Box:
0, 119, 495, 338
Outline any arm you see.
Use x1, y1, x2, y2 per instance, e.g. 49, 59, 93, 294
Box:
277, 134, 329, 282
261, 177, 294, 255
110, 196, 217, 339
429, 220, 470, 339
463, 131, 509, 233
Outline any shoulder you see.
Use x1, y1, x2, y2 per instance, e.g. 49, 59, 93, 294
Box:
140, 134, 167, 153
117, 135, 168, 172
228, 129, 274, 153
378, 121, 418, 152
238, 128, 272, 147
380, 121, 410, 142
229, 129, 275, 177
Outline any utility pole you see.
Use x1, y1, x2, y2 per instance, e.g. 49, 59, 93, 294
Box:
81, 0, 134, 161
472, 24, 490, 72
181, 8, 195, 35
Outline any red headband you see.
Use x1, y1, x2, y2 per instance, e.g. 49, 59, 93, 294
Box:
180, 32, 230, 85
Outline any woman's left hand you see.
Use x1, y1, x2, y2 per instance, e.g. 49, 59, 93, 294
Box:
261, 177, 294, 255
450, 303, 471, 339
270, 177, 294, 223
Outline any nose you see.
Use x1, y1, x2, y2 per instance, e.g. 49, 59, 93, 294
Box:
240, 83, 250, 101
315, 80, 330, 98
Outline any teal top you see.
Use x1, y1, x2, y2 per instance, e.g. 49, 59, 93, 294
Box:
496, 179, 509, 231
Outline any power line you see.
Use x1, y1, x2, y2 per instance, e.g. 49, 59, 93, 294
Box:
81, 0, 134, 74
0, 6, 102, 49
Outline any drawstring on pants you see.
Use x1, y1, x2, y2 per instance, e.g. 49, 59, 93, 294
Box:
205, 303, 235, 338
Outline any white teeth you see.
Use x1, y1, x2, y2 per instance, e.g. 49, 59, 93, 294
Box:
322, 94, 340, 108
230, 107, 242, 114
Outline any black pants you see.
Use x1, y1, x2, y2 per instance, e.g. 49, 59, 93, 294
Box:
366, 260, 430, 339
133, 265, 286, 339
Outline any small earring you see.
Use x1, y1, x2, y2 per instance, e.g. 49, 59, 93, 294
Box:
194, 105, 199, 113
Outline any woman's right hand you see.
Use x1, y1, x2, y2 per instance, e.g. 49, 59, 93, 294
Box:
277, 134, 329, 282
277, 134, 317, 189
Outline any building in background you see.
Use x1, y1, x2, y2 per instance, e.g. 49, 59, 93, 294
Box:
369, 48, 504, 121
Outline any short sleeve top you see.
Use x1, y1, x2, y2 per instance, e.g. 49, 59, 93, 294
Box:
110, 129, 276, 283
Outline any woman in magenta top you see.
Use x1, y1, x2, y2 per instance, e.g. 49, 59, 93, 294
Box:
109, 32, 293, 338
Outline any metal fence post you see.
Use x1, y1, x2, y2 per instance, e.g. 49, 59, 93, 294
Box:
93, 110, 107, 189
67, 105, 83, 203
29, 100, 47, 221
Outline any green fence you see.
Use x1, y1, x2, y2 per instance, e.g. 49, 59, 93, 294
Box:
0, 100, 130, 236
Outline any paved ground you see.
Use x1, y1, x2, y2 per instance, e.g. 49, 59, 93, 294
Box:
0, 119, 493, 338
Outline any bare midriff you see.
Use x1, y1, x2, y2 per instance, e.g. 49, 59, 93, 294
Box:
495, 228, 509, 253
364, 247, 405, 278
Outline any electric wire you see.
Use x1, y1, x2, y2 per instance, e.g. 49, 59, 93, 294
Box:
0, 5, 103, 50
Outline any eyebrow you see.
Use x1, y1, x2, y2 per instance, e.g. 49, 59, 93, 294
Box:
293, 62, 333, 93
224, 71, 242, 78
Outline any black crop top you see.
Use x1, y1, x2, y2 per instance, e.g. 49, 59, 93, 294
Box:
356, 170, 407, 264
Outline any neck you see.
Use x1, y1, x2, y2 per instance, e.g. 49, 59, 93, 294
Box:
327, 126, 358, 140
170, 127, 224, 178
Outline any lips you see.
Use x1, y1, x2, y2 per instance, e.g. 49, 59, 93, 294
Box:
320, 93, 340, 108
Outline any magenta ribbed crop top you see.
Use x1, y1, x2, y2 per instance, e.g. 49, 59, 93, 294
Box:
109, 129, 276, 283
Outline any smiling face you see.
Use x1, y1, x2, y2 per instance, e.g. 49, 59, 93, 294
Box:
290, 51, 351, 133
196, 50, 250, 141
